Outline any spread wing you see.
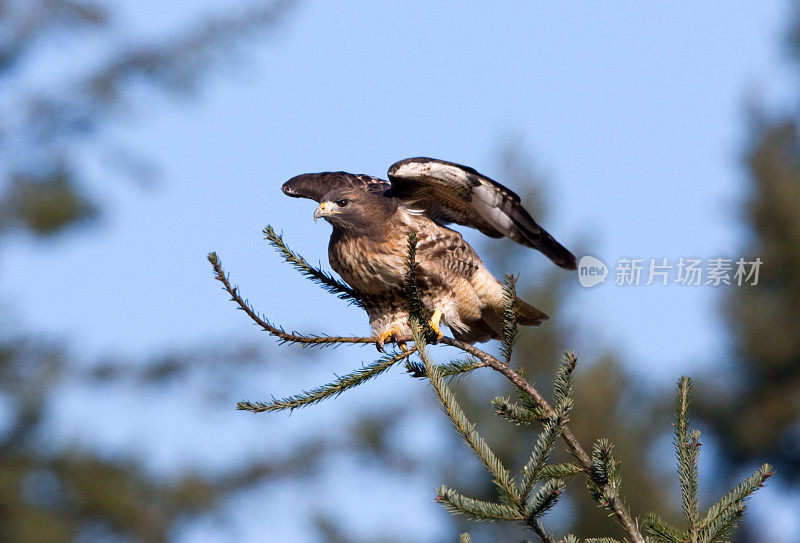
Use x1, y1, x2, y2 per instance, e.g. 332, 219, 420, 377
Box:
387, 157, 577, 270
282, 171, 390, 202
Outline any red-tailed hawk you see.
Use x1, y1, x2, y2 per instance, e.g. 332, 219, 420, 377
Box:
282, 157, 576, 350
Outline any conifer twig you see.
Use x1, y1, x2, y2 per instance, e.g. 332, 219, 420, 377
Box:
263, 225, 365, 308
404, 357, 486, 379
417, 327, 518, 503
214, 241, 642, 540
641, 377, 774, 543
436, 486, 523, 521
208, 252, 376, 347
500, 273, 519, 364
674, 376, 700, 535
211, 228, 771, 543
437, 339, 646, 543
404, 233, 435, 338
492, 396, 548, 425
237, 348, 417, 413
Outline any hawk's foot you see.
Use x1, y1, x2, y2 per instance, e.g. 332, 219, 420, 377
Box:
427, 308, 444, 342
376, 327, 407, 353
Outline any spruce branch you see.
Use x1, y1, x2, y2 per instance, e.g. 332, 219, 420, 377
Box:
553, 352, 578, 407
263, 225, 364, 307
538, 463, 584, 480
210, 225, 771, 543
521, 409, 569, 501
500, 273, 520, 364
460, 533, 472, 543
237, 348, 416, 413
420, 335, 518, 502
435, 339, 646, 543
674, 376, 700, 534
405, 357, 485, 379
697, 502, 744, 543
436, 486, 523, 521
530, 519, 555, 543
404, 233, 435, 338
524, 478, 566, 519
641, 512, 686, 543
699, 463, 773, 536
208, 252, 376, 347
641, 378, 773, 543
492, 396, 548, 426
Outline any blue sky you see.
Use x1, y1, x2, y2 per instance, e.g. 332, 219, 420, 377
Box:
2, 1, 798, 540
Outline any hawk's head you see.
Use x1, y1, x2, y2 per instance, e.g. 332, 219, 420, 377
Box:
313, 188, 395, 233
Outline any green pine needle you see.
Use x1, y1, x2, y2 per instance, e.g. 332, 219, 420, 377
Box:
492, 396, 548, 426
404, 233, 435, 338
586, 438, 621, 512
553, 351, 578, 408
405, 357, 484, 379
421, 341, 518, 502
521, 412, 568, 500
674, 376, 700, 534
590, 439, 620, 490
264, 225, 365, 307
641, 511, 685, 543
436, 486, 522, 522
699, 463, 773, 533
698, 499, 745, 543
500, 273, 519, 364
524, 479, 566, 519
538, 463, 584, 480
237, 349, 415, 412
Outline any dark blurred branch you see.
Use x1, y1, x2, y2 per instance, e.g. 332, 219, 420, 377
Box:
0, 0, 298, 237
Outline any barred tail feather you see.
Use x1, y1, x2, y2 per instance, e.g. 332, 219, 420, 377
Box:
514, 297, 549, 326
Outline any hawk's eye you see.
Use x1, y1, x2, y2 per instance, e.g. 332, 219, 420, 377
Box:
335, 199, 349, 207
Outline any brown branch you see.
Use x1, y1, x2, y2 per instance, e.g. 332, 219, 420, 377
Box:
209, 252, 375, 347
441, 337, 645, 543
209, 251, 643, 541
528, 519, 554, 543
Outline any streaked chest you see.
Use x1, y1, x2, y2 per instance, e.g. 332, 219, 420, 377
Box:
328, 231, 409, 294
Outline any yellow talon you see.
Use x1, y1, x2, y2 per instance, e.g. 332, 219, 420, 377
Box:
428, 308, 444, 340
376, 327, 404, 352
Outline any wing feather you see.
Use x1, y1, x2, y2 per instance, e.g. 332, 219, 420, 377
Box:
282, 172, 391, 202
387, 157, 577, 270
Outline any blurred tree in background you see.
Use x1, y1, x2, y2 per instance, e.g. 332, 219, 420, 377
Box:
0, 1, 308, 541
696, 6, 800, 542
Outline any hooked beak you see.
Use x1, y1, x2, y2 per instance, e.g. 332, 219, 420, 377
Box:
314, 201, 335, 222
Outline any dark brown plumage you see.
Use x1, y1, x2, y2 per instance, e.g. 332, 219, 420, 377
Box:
282, 157, 576, 349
